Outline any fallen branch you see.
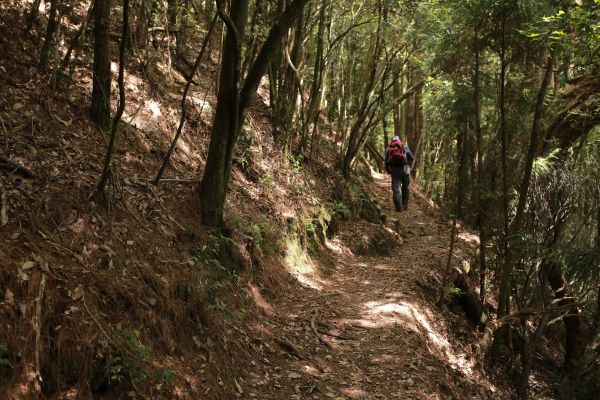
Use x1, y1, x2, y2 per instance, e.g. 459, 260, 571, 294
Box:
1, 183, 7, 226
35, 273, 47, 376
317, 329, 356, 341
0, 158, 34, 178
311, 309, 333, 349
0, 113, 8, 149
274, 337, 304, 359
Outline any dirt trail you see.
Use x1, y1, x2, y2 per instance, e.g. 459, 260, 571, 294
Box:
242, 173, 505, 400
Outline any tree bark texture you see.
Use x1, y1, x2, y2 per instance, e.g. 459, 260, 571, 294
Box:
91, 0, 112, 131
38, 0, 60, 71
201, 0, 311, 228
95, 0, 129, 198
200, 0, 248, 228
543, 261, 587, 370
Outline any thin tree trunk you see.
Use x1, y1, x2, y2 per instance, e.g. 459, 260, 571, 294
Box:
134, 0, 150, 48
303, 0, 327, 155
26, 0, 43, 32
155, 12, 217, 183
543, 261, 587, 369
60, 1, 94, 74
95, 0, 129, 198
518, 314, 548, 398
392, 66, 402, 137
90, 0, 112, 131
493, 5, 511, 359
38, 0, 60, 71
457, 123, 468, 220
474, 31, 487, 301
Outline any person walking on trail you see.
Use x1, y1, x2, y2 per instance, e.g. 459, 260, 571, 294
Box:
384, 136, 414, 212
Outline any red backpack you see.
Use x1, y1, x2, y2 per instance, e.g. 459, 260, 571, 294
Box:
388, 139, 406, 167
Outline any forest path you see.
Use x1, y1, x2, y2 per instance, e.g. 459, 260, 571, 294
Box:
244, 173, 500, 400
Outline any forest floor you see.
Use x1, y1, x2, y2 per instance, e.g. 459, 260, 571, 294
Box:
0, 2, 560, 398
233, 175, 519, 400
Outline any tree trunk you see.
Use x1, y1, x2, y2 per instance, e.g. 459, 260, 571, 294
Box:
26, 0, 43, 31
543, 261, 587, 370
201, 0, 310, 229
496, 54, 554, 361
457, 124, 467, 220
474, 32, 487, 301
200, 0, 248, 228
38, 0, 60, 71
493, 6, 511, 359
365, 141, 384, 172
392, 66, 402, 138
60, 2, 94, 73
134, 0, 150, 48
303, 0, 327, 156
95, 0, 129, 198
90, 0, 112, 131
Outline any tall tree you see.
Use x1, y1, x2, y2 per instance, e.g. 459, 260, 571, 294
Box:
201, 0, 311, 228
91, 0, 112, 131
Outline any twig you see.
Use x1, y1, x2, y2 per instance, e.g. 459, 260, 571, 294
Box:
274, 337, 304, 359
123, 203, 151, 231
317, 329, 356, 341
82, 292, 114, 345
311, 309, 333, 348
35, 273, 47, 376
0, 159, 34, 178
45, 240, 88, 269
1, 182, 7, 226
135, 177, 200, 183
0, 113, 8, 150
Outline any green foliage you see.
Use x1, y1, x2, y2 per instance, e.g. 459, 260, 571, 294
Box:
328, 201, 350, 221
334, 181, 381, 223
532, 148, 560, 177
259, 172, 276, 189
192, 236, 245, 320
226, 210, 280, 258
0, 342, 10, 369
107, 330, 149, 385
288, 153, 304, 172
154, 368, 176, 391
521, 1, 600, 64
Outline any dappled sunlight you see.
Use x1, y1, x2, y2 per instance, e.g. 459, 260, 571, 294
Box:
458, 231, 480, 245
294, 273, 324, 290
341, 387, 370, 399
362, 300, 476, 378
248, 283, 276, 315
283, 235, 335, 291
301, 364, 322, 377
371, 171, 388, 181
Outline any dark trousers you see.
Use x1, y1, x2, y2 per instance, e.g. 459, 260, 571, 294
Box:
391, 172, 410, 211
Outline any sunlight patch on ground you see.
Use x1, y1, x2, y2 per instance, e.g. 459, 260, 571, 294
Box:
284, 237, 323, 290
248, 283, 276, 316
301, 364, 322, 377
363, 300, 476, 378
371, 171, 387, 180
324, 237, 352, 256
341, 387, 370, 399
458, 231, 480, 245
145, 99, 163, 118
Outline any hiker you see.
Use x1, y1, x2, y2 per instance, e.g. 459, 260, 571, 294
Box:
384, 136, 414, 212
